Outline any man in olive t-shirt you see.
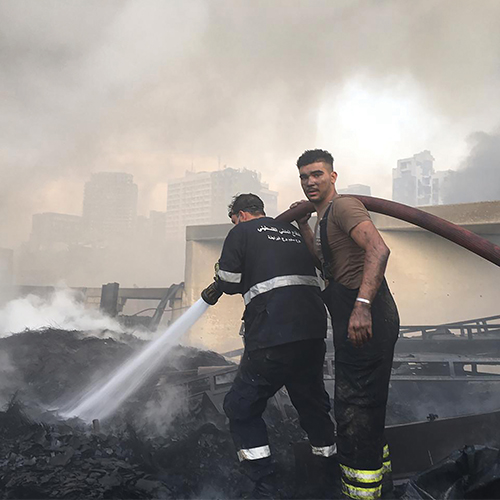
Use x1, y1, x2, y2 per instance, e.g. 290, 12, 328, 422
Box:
313, 194, 370, 289
293, 149, 400, 500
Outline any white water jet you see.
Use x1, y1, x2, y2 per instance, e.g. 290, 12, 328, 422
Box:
62, 299, 210, 422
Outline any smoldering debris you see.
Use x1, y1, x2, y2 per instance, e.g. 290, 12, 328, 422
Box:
0, 399, 251, 499
0, 328, 229, 408
2, 328, 500, 499
0, 328, 307, 499
0, 329, 135, 407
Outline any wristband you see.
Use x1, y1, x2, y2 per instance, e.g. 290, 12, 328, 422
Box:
356, 298, 371, 305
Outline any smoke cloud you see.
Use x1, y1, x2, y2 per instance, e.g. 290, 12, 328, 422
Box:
1, 0, 499, 250
0, 288, 123, 336
443, 129, 500, 204
140, 384, 188, 436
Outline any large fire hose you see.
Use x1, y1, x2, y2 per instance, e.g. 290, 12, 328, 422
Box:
276, 196, 500, 268
202, 196, 500, 305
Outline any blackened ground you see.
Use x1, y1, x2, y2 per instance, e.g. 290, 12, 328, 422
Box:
0, 398, 310, 499
3, 329, 497, 499
0, 399, 252, 499
0, 329, 231, 407
0, 329, 312, 499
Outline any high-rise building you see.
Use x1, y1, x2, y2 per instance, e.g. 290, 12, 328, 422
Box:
82, 172, 138, 245
393, 151, 451, 206
166, 167, 278, 237
30, 213, 82, 250
338, 184, 372, 196
431, 170, 453, 205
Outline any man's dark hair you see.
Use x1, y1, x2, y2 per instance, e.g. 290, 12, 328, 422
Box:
228, 193, 266, 218
296, 149, 334, 169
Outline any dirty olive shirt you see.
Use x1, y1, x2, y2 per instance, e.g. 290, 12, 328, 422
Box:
314, 195, 371, 289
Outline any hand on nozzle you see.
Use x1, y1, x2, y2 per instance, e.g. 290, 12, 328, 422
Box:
289, 200, 312, 226
201, 281, 223, 305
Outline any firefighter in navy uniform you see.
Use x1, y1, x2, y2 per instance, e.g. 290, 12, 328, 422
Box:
201, 193, 336, 499
294, 150, 399, 500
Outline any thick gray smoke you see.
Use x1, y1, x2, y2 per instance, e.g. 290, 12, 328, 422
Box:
443, 129, 500, 204
1, 0, 500, 256
0, 288, 123, 337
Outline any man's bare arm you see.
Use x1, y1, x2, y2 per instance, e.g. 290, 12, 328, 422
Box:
347, 220, 390, 347
351, 220, 390, 302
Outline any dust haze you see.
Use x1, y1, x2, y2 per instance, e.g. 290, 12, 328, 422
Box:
1, 0, 500, 286
443, 129, 500, 204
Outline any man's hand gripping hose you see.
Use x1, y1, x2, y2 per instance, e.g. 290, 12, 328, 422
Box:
201, 262, 223, 305
201, 281, 223, 305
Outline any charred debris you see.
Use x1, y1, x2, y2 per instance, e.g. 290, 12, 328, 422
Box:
1, 319, 500, 499
0, 329, 302, 499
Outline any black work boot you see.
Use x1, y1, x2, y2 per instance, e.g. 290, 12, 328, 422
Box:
252, 474, 278, 499
312, 455, 341, 499
381, 470, 394, 498
241, 458, 278, 499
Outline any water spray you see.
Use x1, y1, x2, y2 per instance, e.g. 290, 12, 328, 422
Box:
63, 298, 210, 422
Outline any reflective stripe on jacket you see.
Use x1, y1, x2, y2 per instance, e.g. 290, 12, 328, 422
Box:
217, 217, 327, 350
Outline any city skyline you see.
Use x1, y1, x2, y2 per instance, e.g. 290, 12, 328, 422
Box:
15, 146, 495, 288
21, 145, 497, 250
26, 165, 279, 248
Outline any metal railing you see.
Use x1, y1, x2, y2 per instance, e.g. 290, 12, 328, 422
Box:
399, 315, 500, 340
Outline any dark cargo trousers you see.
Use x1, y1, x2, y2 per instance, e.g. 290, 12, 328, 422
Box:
323, 279, 399, 500
223, 338, 336, 481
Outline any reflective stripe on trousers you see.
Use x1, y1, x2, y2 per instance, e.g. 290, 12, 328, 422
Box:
340, 444, 392, 499
382, 443, 392, 474
340, 464, 384, 484
237, 444, 271, 462
340, 464, 383, 500
311, 443, 337, 457
342, 480, 382, 500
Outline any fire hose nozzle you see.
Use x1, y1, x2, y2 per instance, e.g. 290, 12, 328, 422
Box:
201, 281, 223, 305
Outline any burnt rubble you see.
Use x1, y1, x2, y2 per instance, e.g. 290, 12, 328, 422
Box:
0, 398, 311, 499
0, 329, 231, 408
0, 329, 306, 499
0, 399, 254, 499
2, 328, 500, 499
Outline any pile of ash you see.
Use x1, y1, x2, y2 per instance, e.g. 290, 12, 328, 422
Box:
0, 329, 308, 499
0, 328, 231, 408
0, 399, 252, 499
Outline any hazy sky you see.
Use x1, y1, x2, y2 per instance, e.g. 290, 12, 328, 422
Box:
1, 0, 500, 247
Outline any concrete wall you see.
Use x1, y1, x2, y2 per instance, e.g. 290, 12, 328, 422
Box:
183, 224, 245, 353
183, 202, 500, 353
380, 228, 500, 325
370, 201, 500, 324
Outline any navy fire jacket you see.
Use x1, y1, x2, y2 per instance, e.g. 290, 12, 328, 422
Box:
216, 217, 327, 351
